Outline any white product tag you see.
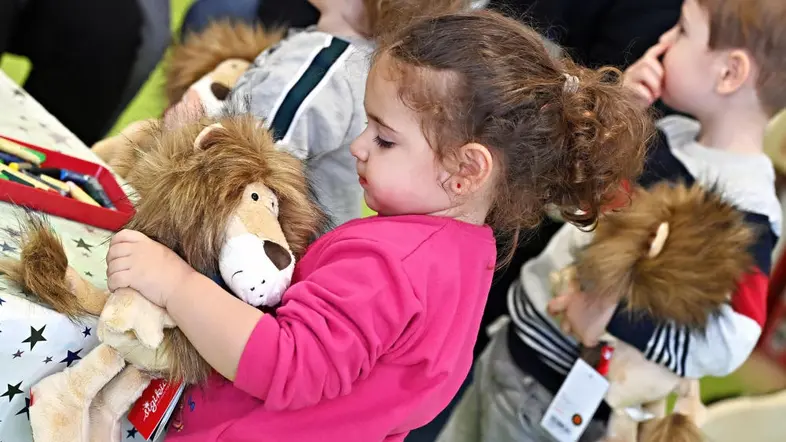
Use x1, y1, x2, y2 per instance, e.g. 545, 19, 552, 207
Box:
540, 359, 609, 442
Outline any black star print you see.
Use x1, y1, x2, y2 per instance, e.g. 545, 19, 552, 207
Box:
2, 227, 20, 237
38, 122, 47, 129
0, 297, 5, 306
50, 133, 68, 144
43, 356, 53, 364
19, 115, 27, 121
126, 427, 138, 438
17, 126, 28, 133
60, 348, 82, 367
73, 238, 93, 252
22, 325, 46, 350
16, 397, 30, 420
0, 242, 13, 253
12, 349, 23, 358
82, 327, 91, 337
82, 252, 90, 258
12, 88, 25, 99
85, 271, 93, 277
1, 382, 23, 402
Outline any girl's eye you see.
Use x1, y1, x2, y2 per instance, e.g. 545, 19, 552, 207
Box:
374, 136, 394, 149
251, 192, 259, 201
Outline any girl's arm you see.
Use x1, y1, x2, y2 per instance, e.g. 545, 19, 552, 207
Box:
167, 272, 263, 380
170, 237, 424, 410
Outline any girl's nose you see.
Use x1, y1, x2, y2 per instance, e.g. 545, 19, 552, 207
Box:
350, 137, 368, 162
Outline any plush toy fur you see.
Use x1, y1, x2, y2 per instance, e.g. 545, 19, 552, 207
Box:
551, 181, 756, 442
1, 114, 327, 442
165, 20, 284, 105
576, 181, 755, 329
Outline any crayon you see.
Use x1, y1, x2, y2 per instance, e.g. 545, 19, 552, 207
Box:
82, 177, 115, 209
0, 151, 26, 165
37, 174, 71, 193
29, 167, 92, 186
66, 181, 100, 206
0, 138, 43, 165
0, 164, 55, 191
21, 171, 68, 196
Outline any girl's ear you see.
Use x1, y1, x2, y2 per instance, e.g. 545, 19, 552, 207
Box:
449, 142, 494, 194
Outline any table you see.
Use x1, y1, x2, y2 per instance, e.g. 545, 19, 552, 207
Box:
0, 71, 143, 441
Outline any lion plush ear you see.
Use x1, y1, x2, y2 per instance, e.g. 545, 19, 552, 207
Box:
194, 123, 225, 150
647, 222, 670, 259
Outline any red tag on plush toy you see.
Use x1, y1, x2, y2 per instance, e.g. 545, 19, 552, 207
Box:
595, 344, 614, 376
128, 379, 185, 440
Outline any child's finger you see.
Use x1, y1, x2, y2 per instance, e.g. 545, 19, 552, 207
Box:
630, 84, 656, 106
110, 229, 146, 246
106, 257, 131, 279
107, 270, 130, 293
547, 295, 570, 316
105, 243, 133, 264
645, 38, 672, 60
637, 69, 663, 99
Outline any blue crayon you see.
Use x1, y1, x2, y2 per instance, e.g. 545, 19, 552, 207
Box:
0, 151, 27, 164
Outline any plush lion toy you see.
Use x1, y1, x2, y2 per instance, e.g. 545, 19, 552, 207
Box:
0, 114, 326, 442
93, 20, 284, 171
550, 181, 756, 442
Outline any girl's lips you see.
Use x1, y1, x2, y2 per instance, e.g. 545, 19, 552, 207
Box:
358, 176, 368, 186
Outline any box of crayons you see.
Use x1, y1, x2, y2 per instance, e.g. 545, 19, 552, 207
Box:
0, 135, 135, 231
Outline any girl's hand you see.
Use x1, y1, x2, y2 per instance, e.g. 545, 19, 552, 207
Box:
106, 230, 195, 308
622, 27, 677, 108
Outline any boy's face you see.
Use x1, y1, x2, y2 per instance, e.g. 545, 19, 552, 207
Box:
660, 0, 720, 117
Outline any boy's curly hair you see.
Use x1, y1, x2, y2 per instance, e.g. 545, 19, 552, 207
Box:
697, 0, 786, 116
377, 11, 654, 264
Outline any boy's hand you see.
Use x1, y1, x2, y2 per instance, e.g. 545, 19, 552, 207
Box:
623, 27, 678, 108
106, 230, 195, 309
548, 289, 617, 347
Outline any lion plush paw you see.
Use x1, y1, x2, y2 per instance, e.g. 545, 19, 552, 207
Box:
30, 344, 126, 442
88, 365, 152, 442
100, 289, 175, 349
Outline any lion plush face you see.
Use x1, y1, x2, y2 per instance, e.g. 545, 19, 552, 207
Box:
116, 114, 326, 383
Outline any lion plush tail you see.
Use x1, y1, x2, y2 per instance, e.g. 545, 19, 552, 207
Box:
640, 380, 707, 442
0, 215, 107, 319
166, 20, 285, 105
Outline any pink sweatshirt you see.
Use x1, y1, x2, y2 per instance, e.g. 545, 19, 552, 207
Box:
165, 215, 496, 442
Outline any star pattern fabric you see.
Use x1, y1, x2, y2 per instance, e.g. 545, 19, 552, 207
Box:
0, 71, 140, 441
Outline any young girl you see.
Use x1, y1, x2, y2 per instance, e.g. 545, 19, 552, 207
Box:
106, 10, 651, 442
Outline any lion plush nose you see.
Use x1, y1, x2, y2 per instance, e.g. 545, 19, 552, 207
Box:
218, 233, 295, 308
264, 241, 292, 270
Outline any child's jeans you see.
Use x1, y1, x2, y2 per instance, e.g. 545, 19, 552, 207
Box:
435, 323, 607, 442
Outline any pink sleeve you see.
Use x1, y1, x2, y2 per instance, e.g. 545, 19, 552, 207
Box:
233, 237, 423, 410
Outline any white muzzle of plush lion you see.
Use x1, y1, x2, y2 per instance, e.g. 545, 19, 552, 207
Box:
218, 232, 294, 308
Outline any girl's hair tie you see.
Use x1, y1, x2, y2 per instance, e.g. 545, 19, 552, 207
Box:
563, 73, 580, 94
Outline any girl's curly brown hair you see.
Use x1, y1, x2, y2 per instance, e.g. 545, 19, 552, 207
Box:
376, 10, 654, 264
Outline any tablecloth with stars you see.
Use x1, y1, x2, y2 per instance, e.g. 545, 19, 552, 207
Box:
0, 71, 145, 441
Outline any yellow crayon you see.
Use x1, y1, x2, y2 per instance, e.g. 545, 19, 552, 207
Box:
66, 181, 100, 206
38, 174, 70, 193
0, 138, 42, 165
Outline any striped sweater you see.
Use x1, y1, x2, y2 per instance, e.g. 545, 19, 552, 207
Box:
507, 115, 782, 398
230, 28, 373, 227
